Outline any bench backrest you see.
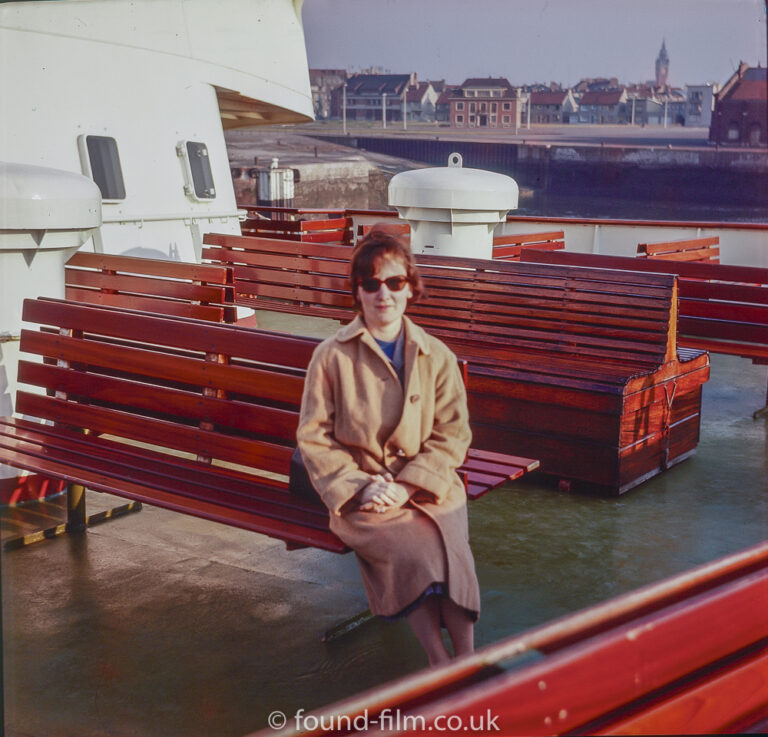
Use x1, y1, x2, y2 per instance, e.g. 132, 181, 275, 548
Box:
491, 230, 565, 261
637, 236, 720, 263
410, 254, 677, 370
357, 222, 411, 244
203, 233, 355, 321
355, 226, 565, 260
18, 298, 317, 482
203, 233, 678, 371
519, 248, 768, 356
241, 216, 354, 244
65, 251, 236, 322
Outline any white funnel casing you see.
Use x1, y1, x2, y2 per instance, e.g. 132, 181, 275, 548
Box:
0, 161, 101, 336
0, 162, 101, 424
388, 153, 518, 258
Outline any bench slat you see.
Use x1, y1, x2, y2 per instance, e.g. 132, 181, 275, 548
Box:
638, 236, 720, 262
492, 230, 565, 261
23, 298, 318, 369
205, 235, 353, 258
0, 422, 326, 523
678, 317, 768, 347
0, 434, 345, 552
65, 287, 230, 322
64, 252, 235, 323
20, 330, 306, 406
66, 251, 232, 282
66, 270, 231, 302
1, 416, 291, 500
15, 391, 293, 476
18, 360, 300, 441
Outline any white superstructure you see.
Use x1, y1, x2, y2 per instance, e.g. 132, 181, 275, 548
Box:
0, 0, 313, 263
0, 0, 313, 488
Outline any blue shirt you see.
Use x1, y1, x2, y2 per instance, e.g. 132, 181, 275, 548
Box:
374, 327, 406, 384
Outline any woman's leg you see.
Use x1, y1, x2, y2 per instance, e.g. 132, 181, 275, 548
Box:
406, 595, 451, 666
440, 598, 474, 657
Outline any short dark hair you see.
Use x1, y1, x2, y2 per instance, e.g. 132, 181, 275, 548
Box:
349, 225, 424, 309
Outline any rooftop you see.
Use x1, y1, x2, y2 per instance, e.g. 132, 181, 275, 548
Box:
461, 77, 513, 89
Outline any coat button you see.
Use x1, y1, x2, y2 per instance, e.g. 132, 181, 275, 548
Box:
409, 394, 420, 403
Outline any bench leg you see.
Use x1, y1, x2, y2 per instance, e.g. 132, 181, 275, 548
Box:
4, 484, 143, 550
67, 482, 87, 531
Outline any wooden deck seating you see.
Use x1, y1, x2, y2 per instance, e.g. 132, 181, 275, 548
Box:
65, 251, 236, 322
203, 233, 356, 321
491, 230, 565, 261
357, 221, 411, 243
240, 206, 354, 244
245, 540, 768, 737
355, 224, 564, 261
0, 298, 537, 549
519, 248, 768, 417
637, 235, 720, 262
203, 233, 710, 494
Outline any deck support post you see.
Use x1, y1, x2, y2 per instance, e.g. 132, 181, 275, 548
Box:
66, 482, 87, 532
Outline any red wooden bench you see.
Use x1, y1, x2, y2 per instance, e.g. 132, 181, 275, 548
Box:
357, 221, 411, 243
520, 248, 768, 418
0, 299, 536, 549
65, 251, 236, 322
203, 232, 710, 494
491, 229, 565, 261
240, 206, 354, 244
637, 235, 720, 263
245, 540, 768, 736
354, 224, 564, 261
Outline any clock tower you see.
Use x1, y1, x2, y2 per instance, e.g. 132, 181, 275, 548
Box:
655, 40, 669, 88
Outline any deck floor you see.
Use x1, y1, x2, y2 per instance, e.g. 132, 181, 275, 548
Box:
2, 313, 767, 737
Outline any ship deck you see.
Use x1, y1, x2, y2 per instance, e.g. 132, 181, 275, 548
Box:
2, 311, 767, 737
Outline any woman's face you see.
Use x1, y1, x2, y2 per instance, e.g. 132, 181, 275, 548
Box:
356, 255, 413, 339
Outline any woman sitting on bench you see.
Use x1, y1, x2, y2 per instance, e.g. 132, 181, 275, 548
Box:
297, 228, 479, 666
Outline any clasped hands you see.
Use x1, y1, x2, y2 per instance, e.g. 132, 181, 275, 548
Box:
358, 472, 414, 514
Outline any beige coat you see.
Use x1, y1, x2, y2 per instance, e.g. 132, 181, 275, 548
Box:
297, 315, 479, 618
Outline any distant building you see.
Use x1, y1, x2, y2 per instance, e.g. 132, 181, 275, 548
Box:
709, 63, 767, 146
449, 77, 522, 130
655, 88, 688, 125
336, 73, 416, 122
655, 40, 670, 88
435, 85, 459, 123
576, 88, 628, 124
529, 89, 578, 123
309, 69, 347, 120
624, 84, 655, 125
405, 82, 439, 122
573, 77, 619, 95
685, 83, 719, 128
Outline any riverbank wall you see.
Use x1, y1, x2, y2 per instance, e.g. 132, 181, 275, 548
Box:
312, 134, 768, 216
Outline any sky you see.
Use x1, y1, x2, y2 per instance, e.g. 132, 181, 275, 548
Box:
301, 0, 766, 88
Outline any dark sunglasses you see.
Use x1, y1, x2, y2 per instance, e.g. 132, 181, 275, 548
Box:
359, 275, 409, 293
